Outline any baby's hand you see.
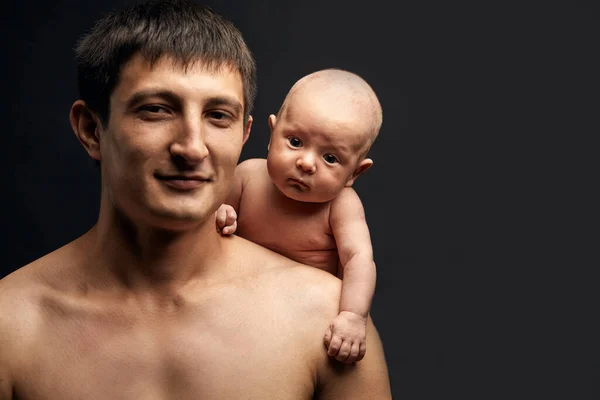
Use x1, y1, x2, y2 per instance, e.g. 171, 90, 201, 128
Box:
215, 204, 237, 235
323, 311, 367, 364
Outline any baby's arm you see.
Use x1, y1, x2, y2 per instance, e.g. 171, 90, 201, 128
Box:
215, 159, 252, 234
324, 188, 376, 364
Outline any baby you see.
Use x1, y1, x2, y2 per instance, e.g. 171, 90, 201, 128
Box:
216, 69, 382, 364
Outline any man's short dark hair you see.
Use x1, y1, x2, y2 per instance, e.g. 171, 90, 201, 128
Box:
75, 0, 257, 126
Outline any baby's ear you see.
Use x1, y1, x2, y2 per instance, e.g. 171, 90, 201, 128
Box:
345, 158, 373, 187
267, 114, 278, 151
268, 114, 277, 131
243, 115, 253, 145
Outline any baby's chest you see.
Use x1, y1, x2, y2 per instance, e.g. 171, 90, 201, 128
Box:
237, 192, 335, 253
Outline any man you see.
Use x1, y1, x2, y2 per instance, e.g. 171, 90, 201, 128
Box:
0, 1, 392, 398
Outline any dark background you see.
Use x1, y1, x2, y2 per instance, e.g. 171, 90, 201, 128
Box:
2, 1, 598, 399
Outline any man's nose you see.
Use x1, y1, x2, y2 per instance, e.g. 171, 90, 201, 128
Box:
296, 152, 316, 174
169, 118, 209, 165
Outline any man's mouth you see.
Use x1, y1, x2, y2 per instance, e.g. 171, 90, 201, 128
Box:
155, 173, 212, 190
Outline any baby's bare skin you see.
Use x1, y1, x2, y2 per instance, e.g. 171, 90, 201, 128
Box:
218, 158, 375, 364
216, 69, 382, 364
0, 233, 390, 399
236, 160, 340, 276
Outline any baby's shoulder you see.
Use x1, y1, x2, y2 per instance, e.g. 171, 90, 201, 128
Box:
237, 158, 267, 175
333, 187, 361, 202
330, 187, 365, 212
237, 159, 272, 195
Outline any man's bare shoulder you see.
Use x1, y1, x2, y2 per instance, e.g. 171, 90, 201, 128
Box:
228, 234, 342, 287
0, 253, 63, 379
0, 240, 86, 325
224, 236, 343, 371
224, 237, 391, 398
271, 261, 342, 318
227, 235, 342, 314
315, 316, 392, 399
1, 258, 50, 310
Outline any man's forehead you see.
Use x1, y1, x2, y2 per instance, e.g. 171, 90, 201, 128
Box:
115, 53, 244, 102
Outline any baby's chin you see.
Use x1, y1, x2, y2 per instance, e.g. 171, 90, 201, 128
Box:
280, 186, 339, 204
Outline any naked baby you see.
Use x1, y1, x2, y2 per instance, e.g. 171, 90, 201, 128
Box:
216, 68, 382, 364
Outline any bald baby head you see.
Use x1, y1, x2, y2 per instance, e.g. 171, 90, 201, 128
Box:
278, 69, 382, 156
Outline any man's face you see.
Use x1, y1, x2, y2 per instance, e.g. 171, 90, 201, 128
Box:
266, 94, 369, 204
97, 54, 250, 230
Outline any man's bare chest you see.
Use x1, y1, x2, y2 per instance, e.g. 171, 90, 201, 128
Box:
16, 296, 316, 400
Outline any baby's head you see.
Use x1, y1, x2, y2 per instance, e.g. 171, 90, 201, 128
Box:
267, 69, 382, 203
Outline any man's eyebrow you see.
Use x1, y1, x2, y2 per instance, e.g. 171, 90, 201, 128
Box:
125, 90, 181, 107
204, 96, 243, 116
124, 91, 243, 116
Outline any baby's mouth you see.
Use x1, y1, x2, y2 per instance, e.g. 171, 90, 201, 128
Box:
288, 178, 309, 190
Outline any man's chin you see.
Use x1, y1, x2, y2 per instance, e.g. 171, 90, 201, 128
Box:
145, 207, 216, 232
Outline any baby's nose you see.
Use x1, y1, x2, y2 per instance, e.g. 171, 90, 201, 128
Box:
296, 155, 316, 174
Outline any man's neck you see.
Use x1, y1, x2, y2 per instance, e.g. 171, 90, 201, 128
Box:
82, 206, 225, 296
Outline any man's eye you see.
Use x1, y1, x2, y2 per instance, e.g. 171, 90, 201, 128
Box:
207, 111, 229, 120
140, 105, 168, 113
288, 137, 302, 147
323, 154, 338, 164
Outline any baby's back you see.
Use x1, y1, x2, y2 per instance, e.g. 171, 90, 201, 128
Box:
236, 159, 340, 276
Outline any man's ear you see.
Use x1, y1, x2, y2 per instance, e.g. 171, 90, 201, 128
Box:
243, 115, 253, 145
345, 158, 373, 187
267, 114, 277, 151
70, 100, 102, 161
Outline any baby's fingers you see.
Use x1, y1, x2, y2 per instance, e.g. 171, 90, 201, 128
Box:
357, 340, 367, 362
327, 335, 342, 357
345, 342, 361, 364
225, 208, 237, 226
221, 208, 237, 234
221, 220, 237, 235
216, 208, 228, 230
335, 340, 352, 363
323, 328, 332, 348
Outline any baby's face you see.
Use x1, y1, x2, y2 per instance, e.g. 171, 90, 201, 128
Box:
266, 98, 371, 203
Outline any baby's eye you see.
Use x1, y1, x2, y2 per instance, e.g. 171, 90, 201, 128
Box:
323, 154, 338, 164
288, 137, 302, 147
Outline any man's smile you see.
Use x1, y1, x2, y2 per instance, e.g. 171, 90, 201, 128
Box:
155, 173, 212, 190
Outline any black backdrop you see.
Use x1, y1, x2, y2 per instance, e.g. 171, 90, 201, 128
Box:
2, 1, 598, 399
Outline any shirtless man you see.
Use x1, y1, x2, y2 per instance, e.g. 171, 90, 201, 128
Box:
215, 69, 382, 364
0, 1, 391, 399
